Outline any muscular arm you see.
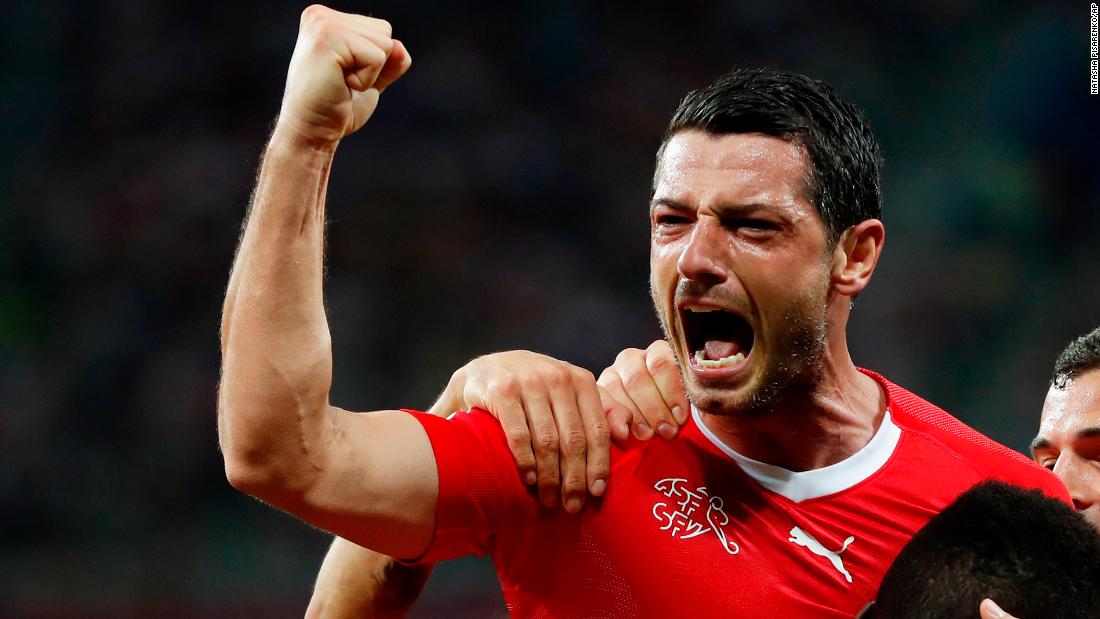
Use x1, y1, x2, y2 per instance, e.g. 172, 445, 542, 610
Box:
303, 379, 462, 619
217, 6, 434, 559
306, 538, 433, 619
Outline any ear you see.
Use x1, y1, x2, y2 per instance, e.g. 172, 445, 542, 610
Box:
831, 219, 884, 297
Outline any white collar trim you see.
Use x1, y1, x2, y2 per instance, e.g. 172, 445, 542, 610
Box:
691, 405, 901, 503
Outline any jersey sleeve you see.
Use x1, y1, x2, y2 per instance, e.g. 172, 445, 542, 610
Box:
993, 458, 1074, 506
401, 408, 535, 563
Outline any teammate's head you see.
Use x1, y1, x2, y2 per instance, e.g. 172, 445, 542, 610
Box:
648, 68, 885, 415
860, 481, 1100, 619
1032, 326, 1100, 529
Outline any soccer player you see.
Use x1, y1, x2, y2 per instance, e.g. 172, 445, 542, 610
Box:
859, 481, 1100, 619
1031, 326, 1100, 530
219, 6, 1068, 617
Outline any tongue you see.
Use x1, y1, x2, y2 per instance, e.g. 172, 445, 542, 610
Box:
703, 339, 739, 361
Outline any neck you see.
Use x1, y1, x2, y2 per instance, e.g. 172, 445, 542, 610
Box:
697, 344, 886, 472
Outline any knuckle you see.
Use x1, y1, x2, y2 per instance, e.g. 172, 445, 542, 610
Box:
301, 4, 326, 23
646, 354, 673, 373
563, 477, 586, 494
545, 366, 570, 390
518, 371, 543, 392
309, 20, 338, 44
365, 44, 387, 63
534, 433, 559, 455
570, 366, 595, 384
647, 339, 670, 352
622, 370, 649, 391
563, 431, 587, 455
615, 348, 642, 364
588, 422, 611, 444
489, 376, 519, 399
505, 426, 530, 447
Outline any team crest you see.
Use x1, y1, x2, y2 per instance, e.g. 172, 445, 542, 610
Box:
652, 477, 739, 555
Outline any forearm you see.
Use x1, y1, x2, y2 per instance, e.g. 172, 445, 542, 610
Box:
306, 537, 433, 619
219, 128, 339, 493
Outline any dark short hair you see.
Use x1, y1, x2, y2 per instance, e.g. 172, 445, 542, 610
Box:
864, 481, 1100, 619
1052, 326, 1100, 389
656, 68, 882, 245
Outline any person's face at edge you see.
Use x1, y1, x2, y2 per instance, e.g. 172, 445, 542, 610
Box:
1032, 368, 1100, 530
649, 130, 835, 417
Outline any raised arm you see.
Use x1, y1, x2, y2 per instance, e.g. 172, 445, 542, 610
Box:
217, 5, 434, 559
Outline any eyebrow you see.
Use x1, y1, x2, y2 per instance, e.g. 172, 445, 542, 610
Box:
649, 198, 692, 214
1030, 427, 1100, 452
649, 197, 775, 216
1030, 437, 1051, 453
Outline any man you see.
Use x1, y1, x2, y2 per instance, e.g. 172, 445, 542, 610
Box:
1031, 326, 1100, 529
219, 6, 1067, 617
860, 481, 1100, 619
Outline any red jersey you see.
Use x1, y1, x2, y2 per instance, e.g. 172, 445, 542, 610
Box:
407, 370, 1069, 618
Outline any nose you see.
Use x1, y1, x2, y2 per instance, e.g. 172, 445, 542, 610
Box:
677, 216, 728, 285
1053, 452, 1098, 512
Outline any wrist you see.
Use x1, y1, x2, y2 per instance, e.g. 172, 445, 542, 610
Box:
267, 121, 341, 159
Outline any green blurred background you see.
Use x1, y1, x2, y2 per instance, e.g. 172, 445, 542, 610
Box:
2, 1, 1097, 616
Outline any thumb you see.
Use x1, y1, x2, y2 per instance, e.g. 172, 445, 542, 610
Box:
598, 386, 632, 443
980, 599, 1017, 619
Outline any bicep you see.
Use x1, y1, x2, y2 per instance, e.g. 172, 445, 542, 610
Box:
292, 407, 439, 559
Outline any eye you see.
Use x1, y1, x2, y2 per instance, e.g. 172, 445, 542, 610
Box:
731, 218, 781, 238
651, 207, 693, 229
656, 214, 691, 226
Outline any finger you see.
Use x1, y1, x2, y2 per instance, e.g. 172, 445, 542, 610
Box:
492, 392, 538, 487
617, 349, 679, 440
600, 386, 633, 443
645, 339, 689, 426
597, 368, 642, 441
341, 36, 389, 92
343, 16, 394, 52
523, 389, 560, 508
546, 368, 587, 513
979, 599, 1015, 619
574, 371, 611, 499
598, 366, 653, 440
347, 13, 393, 39
339, 15, 402, 91
374, 39, 411, 92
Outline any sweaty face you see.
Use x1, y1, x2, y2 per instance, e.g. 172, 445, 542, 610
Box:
1032, 369, 1100, 530
649, 131, 833, 416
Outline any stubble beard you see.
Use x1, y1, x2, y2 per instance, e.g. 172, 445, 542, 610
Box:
655, 282, 831, 418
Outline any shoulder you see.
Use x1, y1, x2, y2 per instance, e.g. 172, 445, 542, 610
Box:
862, 369, 1070, 503
405, 407, 516, 472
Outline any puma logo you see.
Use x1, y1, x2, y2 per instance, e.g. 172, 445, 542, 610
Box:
788, 526, 856, 583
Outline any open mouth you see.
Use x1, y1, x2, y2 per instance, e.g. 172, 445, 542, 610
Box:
680, 306, 755, 370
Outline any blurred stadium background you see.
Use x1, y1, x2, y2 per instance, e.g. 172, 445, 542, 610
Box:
2, 0, 1097, 616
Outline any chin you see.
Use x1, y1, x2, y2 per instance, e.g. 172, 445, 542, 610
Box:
686, 383, 756, 417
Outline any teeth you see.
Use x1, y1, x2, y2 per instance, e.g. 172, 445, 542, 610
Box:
694, 349, 746, 368
686, 307, 720, 313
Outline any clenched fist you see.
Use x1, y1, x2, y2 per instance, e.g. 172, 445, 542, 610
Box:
277, 5, 411, 145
